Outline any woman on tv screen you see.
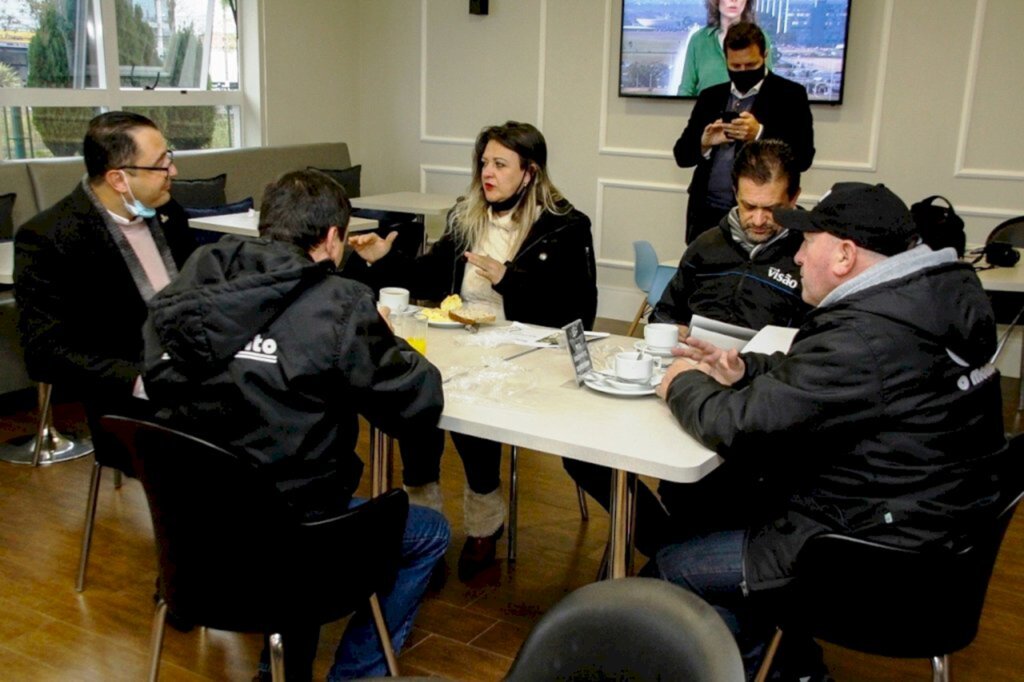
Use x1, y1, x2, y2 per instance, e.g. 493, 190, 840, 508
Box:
677, 0, 773, 96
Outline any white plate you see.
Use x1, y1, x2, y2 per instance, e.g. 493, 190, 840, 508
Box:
427, 318, 465, 328
634, 340, 682, 358
582, 375, 657, 397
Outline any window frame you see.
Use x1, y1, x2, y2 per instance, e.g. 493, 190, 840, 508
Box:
1, 0, 262, 153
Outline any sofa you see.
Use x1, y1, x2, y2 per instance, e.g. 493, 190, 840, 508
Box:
1, 141, 358, 396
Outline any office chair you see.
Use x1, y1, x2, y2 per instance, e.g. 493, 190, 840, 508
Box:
627, 241, 677, 337
506, 577, 745, 681
985, 215, 1024, 246
755, 444, 1024, 682
97, 415, 409, 682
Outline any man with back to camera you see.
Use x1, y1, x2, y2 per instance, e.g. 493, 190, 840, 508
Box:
675, 21, 815, 244
653, 182, 1009, 678
142, 169, 450, 681
15, 111, 196, 468
563, 139, 811, 559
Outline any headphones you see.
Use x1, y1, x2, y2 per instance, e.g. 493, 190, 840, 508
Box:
970, 242, 1020, 269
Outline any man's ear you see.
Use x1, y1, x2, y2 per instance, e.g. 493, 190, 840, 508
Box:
833, 240, 857, 276
105, 169, 130, 193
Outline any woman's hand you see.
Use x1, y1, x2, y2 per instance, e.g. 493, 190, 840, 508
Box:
347, 231, 398, 264
465, 251, 507, 285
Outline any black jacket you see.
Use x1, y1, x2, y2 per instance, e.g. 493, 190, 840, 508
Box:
674, 73, 815, 206
666, 250, 1007, 591
143, 236, 444, 520
355, 202, 598, 330
651, 217, 810, 329
15, 182, 195, 399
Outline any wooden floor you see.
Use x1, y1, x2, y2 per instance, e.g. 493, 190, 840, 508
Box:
1, 318, 1023, 681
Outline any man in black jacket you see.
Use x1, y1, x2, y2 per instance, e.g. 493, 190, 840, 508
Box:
143, 170, 450, 681
674, 22, 814, 244
652, 139, 811, 336
15, 111, 196, 469
655, 182, 1008, 678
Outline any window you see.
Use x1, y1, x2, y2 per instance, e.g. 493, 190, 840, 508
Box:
0, 0, 250, 160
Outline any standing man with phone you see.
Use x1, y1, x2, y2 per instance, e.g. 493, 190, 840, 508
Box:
674, 22, 815, 244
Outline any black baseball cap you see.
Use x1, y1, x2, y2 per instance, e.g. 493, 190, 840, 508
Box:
772, 182, 918, 256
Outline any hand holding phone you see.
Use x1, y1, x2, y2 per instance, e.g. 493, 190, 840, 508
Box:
719, 111, 740, 123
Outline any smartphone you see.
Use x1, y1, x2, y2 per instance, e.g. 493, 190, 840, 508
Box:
719, 111, 740, 123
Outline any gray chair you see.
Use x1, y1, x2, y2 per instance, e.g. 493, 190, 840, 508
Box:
505, 577, 745, 681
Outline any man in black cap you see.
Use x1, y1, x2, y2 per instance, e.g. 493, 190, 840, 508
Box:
651, 182, 1009, 678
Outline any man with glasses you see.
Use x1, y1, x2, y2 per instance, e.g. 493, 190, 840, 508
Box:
15, 111, 196, 471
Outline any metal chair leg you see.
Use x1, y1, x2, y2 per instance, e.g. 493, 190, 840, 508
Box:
625, 473, 637, 576
508, 445, 519, 563
931, 654, 950, 682
76, 460, 103, 592
147, 600, 168, 682
575, 482, 589, 521
753, 627, 783, 682
269, 633, 286, 682
0, 382, 93, 465
368, 593, 400, 676
113, 469, 123, 489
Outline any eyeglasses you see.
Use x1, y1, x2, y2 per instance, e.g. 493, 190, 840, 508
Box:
121, 150, 175, 176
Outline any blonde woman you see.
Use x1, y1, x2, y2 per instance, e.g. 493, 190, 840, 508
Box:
349, 121, 597, 579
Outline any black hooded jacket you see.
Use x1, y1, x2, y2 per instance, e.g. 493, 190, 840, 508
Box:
143, 236, 443, 519
666, 249, 1008, 591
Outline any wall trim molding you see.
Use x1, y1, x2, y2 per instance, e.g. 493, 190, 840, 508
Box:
594, 177, 686, 267
419, 164, 471, 192
954, 0, 1024, 181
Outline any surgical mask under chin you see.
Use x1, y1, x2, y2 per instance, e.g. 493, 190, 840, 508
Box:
487, 174, 530, 212
120, 174, 156, 218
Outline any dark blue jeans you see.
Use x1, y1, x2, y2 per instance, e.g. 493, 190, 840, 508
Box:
655, 530, 771, 679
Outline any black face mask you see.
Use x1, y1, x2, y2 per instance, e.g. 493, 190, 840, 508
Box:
728, 64, 765, 94
488, 188, 525, 213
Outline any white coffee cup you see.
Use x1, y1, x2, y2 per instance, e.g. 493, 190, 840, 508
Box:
644, 323, 679, 350
614, 352, 654, 382
379, 287, 410, 314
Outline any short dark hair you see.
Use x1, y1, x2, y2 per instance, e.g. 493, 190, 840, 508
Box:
258, 169, 351, 252
731, 139, 801, 199
705, 0, 757, 28
83, 111, 159, 180
724, 21, 766, 58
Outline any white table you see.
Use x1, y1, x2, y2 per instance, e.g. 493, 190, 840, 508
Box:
974, 252, 1024, 408
0, 241, 12, 285
188, 210, 378, 236
373, 326, 720, 579
351, 192, 457, 218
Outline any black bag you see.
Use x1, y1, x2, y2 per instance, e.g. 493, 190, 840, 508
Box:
911, 195, 966, 258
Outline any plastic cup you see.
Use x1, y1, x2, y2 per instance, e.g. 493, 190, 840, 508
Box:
394, 312, 428, 354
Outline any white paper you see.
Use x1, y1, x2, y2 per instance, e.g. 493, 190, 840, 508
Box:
688, 314, 757, 341
470, 322, 609, 348
741, 325, 799, 355
687, 326, 749, 351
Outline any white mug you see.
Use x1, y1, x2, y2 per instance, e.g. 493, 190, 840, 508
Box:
614, 352, 654, 381
644, 323, 679, 350
379, 287, 410, 314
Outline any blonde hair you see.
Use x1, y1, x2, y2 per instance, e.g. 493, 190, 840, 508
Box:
449, 121, 571, 252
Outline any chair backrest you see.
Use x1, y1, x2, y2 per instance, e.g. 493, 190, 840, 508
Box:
632, 241, 660, 292
97, 415, 409, 634
791, 482, 1024, 659
647, 264, 677, 308
985, 216, 1024, 247
505, 577, 745, 682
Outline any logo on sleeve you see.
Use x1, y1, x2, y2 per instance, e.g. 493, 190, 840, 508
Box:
236, 334, 278, 364
768, 267, 798, 289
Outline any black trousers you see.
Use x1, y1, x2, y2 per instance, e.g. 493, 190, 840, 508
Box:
685, 195, 731, 245
400, 427, 502, 495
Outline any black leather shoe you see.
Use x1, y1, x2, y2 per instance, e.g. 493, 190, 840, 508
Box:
457, 524, 504, 581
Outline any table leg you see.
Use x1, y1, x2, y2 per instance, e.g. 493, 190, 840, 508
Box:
608, 468, 629, 579
508, 445, 519, 563
371, 426, 393, 498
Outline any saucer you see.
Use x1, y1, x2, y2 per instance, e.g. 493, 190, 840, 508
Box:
583, 376, 656, 397
634, 340, 682, 358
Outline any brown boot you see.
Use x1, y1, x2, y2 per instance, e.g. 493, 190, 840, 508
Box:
457, 524, 504, 581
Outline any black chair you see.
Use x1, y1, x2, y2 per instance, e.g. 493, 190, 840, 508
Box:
505, 577, 745, 681
985, 215, 1024, 246
96, 415, 410, 682
754, 479, 1024, 681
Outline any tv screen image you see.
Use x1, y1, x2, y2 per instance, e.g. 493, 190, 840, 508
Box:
619, 0, 852, 103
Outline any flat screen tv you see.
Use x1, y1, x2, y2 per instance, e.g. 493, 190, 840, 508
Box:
619, 0, 852, 103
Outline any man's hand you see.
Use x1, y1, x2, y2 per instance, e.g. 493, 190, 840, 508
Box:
724, 111, 761, 142
465, 252, 507, 285
378, 305, 395, 332
656, 337, 746, 399
701, 120, 730, 151
347, 231, 399, 264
